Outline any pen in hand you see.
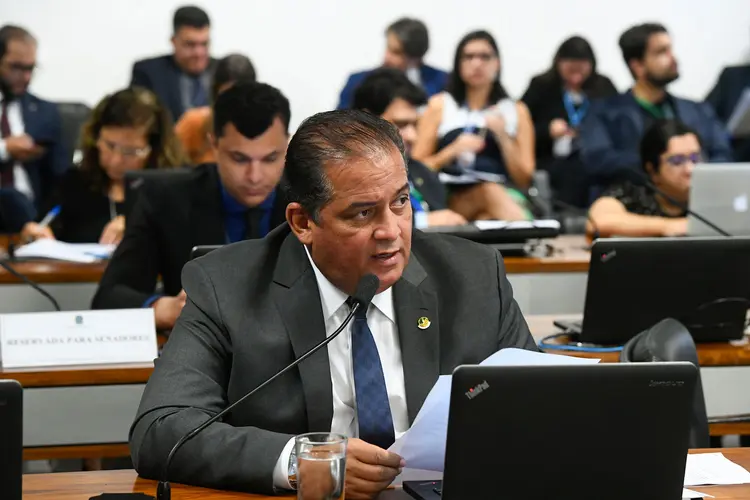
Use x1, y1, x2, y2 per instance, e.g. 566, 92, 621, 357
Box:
38, 205, 61, 228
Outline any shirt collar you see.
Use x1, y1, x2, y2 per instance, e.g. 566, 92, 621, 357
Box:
304, 246, 395, 323
219, 181, 277, 214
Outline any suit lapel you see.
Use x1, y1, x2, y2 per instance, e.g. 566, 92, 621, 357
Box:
188, 164, 226, 245
393, 253, 440, 424
271, 233, 333, 432
624, 91, 645, 139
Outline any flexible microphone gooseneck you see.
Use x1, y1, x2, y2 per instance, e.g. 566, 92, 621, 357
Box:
155, 274, 381, 500
0, 260, 61, 311
625, 170, 731, 237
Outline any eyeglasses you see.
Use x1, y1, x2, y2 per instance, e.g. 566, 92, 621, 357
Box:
97, 137, 151, 159
664, 152, 702, 167
2, 62, 36, 75
461, 52, 495, 62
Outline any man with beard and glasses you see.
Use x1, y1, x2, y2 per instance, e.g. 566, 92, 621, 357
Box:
0, 25, 66, 232
579, 23, 731, 193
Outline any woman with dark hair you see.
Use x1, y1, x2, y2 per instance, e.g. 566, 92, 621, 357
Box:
588, 119, 701, 237
175, 53, 256, 164
521, 36, 618, 206
412, 30, 534, 218
21, 87, 187, 243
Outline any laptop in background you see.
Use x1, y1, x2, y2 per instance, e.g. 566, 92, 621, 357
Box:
403, 363, 696, 500
689, 163, 750, 236
0, 380, 22, 500
554, 237, 750, 344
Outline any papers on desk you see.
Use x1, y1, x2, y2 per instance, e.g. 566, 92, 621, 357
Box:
727, 88, 750, 138
473, 219, 561, 231
13, 239, 115, 263
684, 452, 750, 486
682, 488, 713, 498
388, 349, 600, 472
438, 169, 505, 185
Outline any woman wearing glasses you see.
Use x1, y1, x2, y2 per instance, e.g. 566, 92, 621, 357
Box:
412, 30, 534, 220
20, 87, 186, 243
588, 119, 701, 237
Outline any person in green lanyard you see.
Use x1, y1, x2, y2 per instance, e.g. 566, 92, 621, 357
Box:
579, 23, 732, 192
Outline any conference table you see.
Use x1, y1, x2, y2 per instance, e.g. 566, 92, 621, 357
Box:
0, 234, 591, 315
20, 448, 750, 499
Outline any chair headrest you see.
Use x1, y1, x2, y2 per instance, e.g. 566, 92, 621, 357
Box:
620, 318, 698, 365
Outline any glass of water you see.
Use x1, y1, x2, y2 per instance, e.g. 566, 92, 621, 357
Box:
295, 432, 347, 500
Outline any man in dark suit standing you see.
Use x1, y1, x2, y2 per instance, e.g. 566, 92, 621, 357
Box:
579, 23, 732, 192
0, 25, 66, 232
130, 6, 217, 121
92, 82, 290, 331
706, 63, 750, 162
129, 109, 537, 497
337, 18, 447, 110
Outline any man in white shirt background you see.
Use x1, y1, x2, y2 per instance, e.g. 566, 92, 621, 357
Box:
0, 25, 66, 232
129, 109, 536, 499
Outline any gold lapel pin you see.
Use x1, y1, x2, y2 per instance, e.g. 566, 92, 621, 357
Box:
417, 316, 431, 330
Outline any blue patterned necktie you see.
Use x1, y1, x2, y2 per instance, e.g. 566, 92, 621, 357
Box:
348, 298, 395, 449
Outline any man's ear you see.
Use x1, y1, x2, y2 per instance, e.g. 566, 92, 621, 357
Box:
286, 202, 314, 245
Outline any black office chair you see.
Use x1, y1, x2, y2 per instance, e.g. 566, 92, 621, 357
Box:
620, 318, 710, 449
56, 102, 92, 165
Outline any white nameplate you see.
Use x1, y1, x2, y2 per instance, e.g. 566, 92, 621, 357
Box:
0, 309, 157, 369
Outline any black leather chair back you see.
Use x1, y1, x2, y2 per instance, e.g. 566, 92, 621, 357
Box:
56, 102, 92, 165
620, 318, 710, 448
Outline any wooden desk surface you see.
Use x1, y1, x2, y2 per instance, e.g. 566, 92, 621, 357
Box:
0, 235, 590, 285
530, 314, 750, 367
20, 448, 750, 499
0, 363, 154, 388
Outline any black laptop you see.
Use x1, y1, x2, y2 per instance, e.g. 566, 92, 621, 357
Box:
0, 380, 22, 500
403, 363, 696, 500
555, 236, 750, 344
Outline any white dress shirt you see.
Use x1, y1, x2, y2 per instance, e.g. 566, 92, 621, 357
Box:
272, 249, 409, 489
0, 99, 35, 200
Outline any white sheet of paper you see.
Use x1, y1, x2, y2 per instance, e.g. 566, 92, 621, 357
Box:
684, 453, 750, 486
473, 219, 561, 231
727, 88, 750, 138
388, 349, 600, 471
682, 488, 713, 499
14, 239, 115, 263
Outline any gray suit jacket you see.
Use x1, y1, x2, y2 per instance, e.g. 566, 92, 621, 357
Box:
129, 224, 537, 494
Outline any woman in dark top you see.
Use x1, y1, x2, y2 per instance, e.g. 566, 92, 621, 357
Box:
21, 87, 187, 244
588, 120, 700, 237
521, 36, 618, 206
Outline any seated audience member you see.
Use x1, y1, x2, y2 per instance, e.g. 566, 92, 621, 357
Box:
0, 25, 67, 232
579, 23, 731, 193
588, 120, 698, 237
175, 53, 256, 164
353, 68, 529, 224
706, 62, 750, 162
521, 36, 618, 207
337, 18, 447, 110
21, 87, 187, 244
92, 82, 290, 330
412, 30, 535, 216
130, 6, 216, 121
130, 109, 537, 497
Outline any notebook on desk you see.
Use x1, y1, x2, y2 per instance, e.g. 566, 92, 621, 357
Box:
403, 363, 696, 500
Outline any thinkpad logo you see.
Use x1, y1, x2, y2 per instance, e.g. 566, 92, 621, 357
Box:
465, 380, 490, 400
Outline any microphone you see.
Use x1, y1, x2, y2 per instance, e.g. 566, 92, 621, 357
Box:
155, 274, 381, 500
622, 169, 731, 237
550, 198, 601, 241
0, 260, 61, 311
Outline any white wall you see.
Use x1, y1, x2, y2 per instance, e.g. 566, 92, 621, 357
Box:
3, 0, 750, 130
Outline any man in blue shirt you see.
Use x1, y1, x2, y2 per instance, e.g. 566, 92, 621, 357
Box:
92, 82, 290, 331
336, 18, 447, 110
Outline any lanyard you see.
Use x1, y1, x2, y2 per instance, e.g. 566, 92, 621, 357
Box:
562, 91, 589, 128
409, 183, 428, 212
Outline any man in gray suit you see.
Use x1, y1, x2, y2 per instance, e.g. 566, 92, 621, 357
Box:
130, 110, 537, 498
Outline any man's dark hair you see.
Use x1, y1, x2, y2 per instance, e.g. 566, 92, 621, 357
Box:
386, 18, 429, 60
213, 81, 290, 139
173, 5, 211, 33
0, 25, 35, 60
211, 53, 256, 103
352, 67, 427, 115
284, 110, 406, 222
619, 23, 668, 76
640, 119, 700, 174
